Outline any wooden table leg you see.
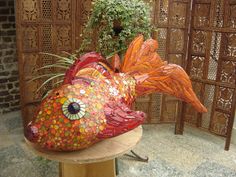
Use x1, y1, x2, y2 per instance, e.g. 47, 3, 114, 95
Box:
59, 159, 116, 177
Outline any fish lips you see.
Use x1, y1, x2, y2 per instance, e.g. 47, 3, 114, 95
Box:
24, 121, 39, 143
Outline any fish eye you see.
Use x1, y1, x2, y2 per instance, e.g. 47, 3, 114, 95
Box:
62, 98, 86, 120
68, 102, 80, 114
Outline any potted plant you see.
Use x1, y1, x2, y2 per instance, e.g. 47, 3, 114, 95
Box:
79, 0, 152, 58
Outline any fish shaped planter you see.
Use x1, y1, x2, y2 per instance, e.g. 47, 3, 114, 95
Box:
25, 35, 207, 151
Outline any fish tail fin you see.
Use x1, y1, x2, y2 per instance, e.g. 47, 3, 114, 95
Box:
121, 35, 207, 113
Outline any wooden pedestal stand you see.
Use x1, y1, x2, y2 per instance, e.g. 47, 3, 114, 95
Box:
25, 126, 142, 177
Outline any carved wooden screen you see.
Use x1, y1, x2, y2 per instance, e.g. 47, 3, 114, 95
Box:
134, 0, 192, 126
183, 0, 236, 150
133, 0, 162, 124
16, 0, 77, 125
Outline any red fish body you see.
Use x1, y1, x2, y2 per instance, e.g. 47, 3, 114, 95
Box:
25, 36, 207, 151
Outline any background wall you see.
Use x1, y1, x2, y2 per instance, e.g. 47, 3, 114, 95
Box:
0, 0, 20, 114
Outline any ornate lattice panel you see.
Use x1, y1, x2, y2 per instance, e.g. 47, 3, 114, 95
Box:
76, 0, 92, 49
135, 0, 192, 124
184, 0, 236, 150
16, 0, 77, 126
155, 0, 191, 123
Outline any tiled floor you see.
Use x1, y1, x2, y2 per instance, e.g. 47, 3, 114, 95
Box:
1, 112, 236, 177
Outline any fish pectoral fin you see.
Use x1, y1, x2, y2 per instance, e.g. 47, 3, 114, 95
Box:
97, 101, 146, 139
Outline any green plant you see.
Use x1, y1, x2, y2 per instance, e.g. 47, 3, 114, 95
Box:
79, 0, 152, 57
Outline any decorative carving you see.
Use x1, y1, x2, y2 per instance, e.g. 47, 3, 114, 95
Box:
170, 2, 186, 27
170, 29, 184, 52
57, 26, 71, 48
22, 0, 38, 21
24, 80, 42, 102
57, 0, 71, 20
194, 3, 210, 27
220, 61, 236, 84
216, 87, 234, 110
225, 33, 236, 58
192, 31, 207, 54
190, 56, 205, 78
158, 0, 169, 25
211, 112, 229, 136
228, 4, 236, 28
22, 26, 38, 50
22, 54, 39, 80
81, 0, 92, 25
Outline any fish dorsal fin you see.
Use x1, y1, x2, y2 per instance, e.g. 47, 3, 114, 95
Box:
75, 62, 113, 80
63, 52, 112, 84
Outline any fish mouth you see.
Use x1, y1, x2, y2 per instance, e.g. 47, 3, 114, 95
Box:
24, 121, 39, 143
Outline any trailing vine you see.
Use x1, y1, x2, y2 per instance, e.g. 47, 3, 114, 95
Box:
79, 0, 152, 58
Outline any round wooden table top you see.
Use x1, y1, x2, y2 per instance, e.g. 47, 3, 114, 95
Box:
25, 126, 142, 164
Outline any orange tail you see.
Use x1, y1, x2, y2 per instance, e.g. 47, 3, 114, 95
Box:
121, 35, 207, 113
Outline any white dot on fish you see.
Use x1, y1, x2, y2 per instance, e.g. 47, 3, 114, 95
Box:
80, 90, 86, 94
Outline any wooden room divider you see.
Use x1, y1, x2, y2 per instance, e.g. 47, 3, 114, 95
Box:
16, 0, 236, 150
15, 0, 91, 125
183, 0, 236, 150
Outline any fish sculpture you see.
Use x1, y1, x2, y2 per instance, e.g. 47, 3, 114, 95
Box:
25, 35, 207, 151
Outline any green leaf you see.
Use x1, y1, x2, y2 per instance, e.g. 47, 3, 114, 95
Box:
36, 64, 69, 71
36, 73, 65, 93
27, 73, 64, 83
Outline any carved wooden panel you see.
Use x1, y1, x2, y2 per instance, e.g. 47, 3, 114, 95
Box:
56, 0, 72, 21
16, 0, 77, 126
193, 3, 211, 28
227, 3, 236, 28
154, 0, 191, 123
192, 30, 207, 54
220, 60, 236, 84
184, 0, 236, 150
22, 53, 39, 80
76, 0, 92, 49
21, 0, 39, 21
169, 2, 187, 27
56, 25, 72, 49
22, 26, 38, 51
190, 56, 205, 78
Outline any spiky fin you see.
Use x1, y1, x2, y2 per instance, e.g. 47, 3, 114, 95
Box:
63, 52, 105, 84
121, 35, 207, 113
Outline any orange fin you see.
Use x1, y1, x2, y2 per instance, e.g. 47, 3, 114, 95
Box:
121, 36, 207, 113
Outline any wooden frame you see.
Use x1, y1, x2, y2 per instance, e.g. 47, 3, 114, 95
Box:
182, 0, 236, 150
